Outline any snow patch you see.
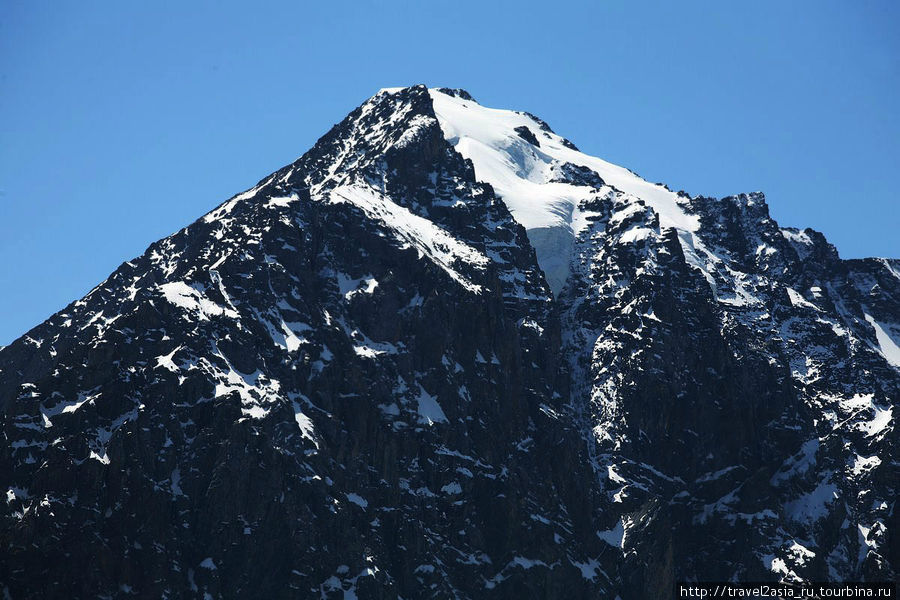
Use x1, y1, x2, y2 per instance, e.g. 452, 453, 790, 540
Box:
860, 404, 892, 438
159, 281, 238, 321
850, 454, 881, 476
291, 400, 318, 448
571, 558, 603, 582
787, 288, 819, 311
337, 273, 379, 300
154, 345, 182, 373
266, 192, 299, 208
864, 313, 900, 369
346, 493, 368, 509
328, 185, 489, 293
416, 386, 448, 425
784, 480, 838, 525
618, 226, 653, 245
597, 518, 626, 549
89, 451, 110, 465
441, 482, 462, 495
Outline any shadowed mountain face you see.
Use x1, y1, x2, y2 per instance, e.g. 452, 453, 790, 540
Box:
1, 85, 897, 599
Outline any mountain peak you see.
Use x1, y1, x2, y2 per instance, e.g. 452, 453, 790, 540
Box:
1, 84, 897, 598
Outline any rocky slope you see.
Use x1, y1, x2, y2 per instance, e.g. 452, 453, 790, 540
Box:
1, 85, 897, 599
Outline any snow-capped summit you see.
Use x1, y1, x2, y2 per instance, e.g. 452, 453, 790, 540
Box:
428, 87, 699, 294
0, 84, 897, 599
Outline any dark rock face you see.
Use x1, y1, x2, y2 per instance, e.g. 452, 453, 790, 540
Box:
560, 187, 899, 589
513, 126, 541, 147
1, 85, 897, 599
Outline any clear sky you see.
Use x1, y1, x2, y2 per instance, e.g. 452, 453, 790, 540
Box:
1, 1, 898, 345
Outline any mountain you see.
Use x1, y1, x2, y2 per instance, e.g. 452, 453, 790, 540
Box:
1, 85, 897, 599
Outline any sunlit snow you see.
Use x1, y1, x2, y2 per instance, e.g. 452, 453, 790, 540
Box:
864, 313, 900, 369
429, 88, 701, 295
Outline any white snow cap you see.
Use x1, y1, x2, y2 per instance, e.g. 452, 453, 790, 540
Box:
427, 87, 699, 294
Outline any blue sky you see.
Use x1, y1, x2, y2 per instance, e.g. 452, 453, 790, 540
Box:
1, 1, 898, 345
